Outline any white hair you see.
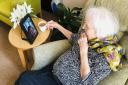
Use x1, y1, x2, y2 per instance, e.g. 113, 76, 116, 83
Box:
85, 7, 119, 37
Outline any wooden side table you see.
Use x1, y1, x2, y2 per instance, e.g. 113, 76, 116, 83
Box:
8, 18, 50, 69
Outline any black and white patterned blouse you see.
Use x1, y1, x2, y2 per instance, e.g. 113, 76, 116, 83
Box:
53, 32, 111, 85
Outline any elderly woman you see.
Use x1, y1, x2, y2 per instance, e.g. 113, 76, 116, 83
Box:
15, 7, 123, 85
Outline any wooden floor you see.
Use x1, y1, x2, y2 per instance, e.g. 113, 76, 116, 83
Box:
0, 22, 24, 85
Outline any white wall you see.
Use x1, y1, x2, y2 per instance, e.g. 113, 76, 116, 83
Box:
63, 0, 88, 9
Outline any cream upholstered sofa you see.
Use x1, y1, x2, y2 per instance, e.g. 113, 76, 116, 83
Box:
32, 0, 128, 85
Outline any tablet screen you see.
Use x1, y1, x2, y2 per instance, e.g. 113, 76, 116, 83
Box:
20, 14, 38, 44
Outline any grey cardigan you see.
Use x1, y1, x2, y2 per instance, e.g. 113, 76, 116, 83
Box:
53, 33, 111, 85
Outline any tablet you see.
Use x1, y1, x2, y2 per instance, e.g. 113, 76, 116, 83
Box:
20, 14, 38, 44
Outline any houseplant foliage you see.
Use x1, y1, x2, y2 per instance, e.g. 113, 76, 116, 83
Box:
10, 2, 33, 29
52, 3, 82, 33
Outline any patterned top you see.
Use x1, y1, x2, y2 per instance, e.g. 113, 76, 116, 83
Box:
53, 33, 111, 85
89, 36, 124, 71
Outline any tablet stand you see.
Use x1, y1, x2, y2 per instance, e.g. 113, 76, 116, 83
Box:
21, 29, 28, 41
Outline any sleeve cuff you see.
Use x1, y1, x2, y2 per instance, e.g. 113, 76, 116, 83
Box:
82, 72, 91, 81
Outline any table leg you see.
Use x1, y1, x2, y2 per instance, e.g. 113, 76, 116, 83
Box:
17, 49, 26, 68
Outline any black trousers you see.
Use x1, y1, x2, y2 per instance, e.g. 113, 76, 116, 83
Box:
15, 65, 62, 85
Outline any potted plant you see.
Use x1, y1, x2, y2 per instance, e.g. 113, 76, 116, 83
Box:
54, 3, 82, 33
51, 3, 82, 40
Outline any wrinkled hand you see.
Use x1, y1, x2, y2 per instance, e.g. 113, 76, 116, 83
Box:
78, 33, 90, 79
46, 20, 61, 30
78, 33, 88, 50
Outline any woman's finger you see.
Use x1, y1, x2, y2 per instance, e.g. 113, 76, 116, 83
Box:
46, 23, 54, 28
80, 36, 88, 43
47, 25, 53, 30
47, 20, 54, 24
81, 33, 86, 38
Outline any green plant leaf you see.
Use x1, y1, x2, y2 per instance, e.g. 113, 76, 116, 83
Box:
55, 3, 67, 17
54, 4, 82, 33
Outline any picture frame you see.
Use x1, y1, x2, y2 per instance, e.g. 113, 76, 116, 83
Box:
20, 14, 38, 44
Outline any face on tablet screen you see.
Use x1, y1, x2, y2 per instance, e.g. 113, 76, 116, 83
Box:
20, 14, 38, 44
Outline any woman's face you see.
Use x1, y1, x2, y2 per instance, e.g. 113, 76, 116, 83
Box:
83, 16, 96, 40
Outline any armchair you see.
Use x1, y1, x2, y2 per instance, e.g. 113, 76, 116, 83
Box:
32, 0, 128, 85
32, 40, 71, 70
0, 0, 41, 26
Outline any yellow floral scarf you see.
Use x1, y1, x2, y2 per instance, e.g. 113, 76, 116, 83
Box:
89, 35, 124, 71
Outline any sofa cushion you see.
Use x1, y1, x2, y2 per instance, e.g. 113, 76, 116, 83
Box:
31, 40, 71, 70
0, 0, 11, 17
99, 63, 128, 85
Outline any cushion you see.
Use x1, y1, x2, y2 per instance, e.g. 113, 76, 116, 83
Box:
31, 40, 71, 70
99, 63, 128, 85
0, 0, 11, 17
